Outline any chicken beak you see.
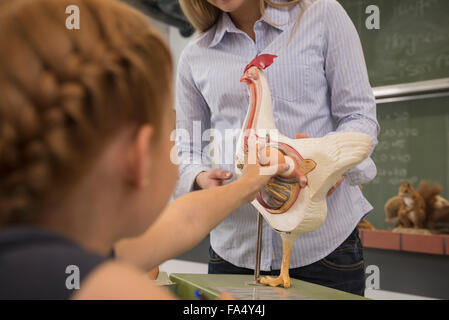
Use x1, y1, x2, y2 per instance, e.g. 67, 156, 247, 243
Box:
240, 73, 251, 84
240, 67, 259, 84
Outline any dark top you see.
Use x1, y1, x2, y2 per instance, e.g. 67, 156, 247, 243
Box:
0, 227, 109, 300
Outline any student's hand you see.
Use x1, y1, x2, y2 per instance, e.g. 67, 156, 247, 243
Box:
195, 169, 233, 190
239, 135, 290, 202
295, 133, 344, 196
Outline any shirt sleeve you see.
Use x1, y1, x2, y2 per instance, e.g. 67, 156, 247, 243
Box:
323, 0, 380, 186
173, 49, 213, 198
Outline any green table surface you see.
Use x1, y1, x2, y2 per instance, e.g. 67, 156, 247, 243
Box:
169, 273, 368, 300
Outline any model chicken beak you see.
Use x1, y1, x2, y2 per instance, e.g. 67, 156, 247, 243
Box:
240, 73, 251, 84
240, 67, 259, 84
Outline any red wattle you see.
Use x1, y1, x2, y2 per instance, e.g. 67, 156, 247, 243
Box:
244, 54, 278, 73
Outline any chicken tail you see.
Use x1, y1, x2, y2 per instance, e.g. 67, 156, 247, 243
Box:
311, 132, 372, 200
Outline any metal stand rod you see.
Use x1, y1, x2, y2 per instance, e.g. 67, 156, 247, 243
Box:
254, 213, 263, 282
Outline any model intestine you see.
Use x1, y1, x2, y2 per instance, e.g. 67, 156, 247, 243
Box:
235, 54, 372, 288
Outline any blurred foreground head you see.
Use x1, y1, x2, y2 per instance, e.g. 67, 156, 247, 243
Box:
0, 0, 176, 234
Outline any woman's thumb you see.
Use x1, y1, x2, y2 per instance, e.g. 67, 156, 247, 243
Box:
210, 169, 233, 180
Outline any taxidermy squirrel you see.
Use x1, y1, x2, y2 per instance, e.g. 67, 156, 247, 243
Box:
385, 180, 449, 233
398, 181, 426, 229
397, 181, 426, 228
417, 181, 449, 233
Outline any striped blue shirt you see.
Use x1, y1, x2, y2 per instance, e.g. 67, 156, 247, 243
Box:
174, 0, 379, 270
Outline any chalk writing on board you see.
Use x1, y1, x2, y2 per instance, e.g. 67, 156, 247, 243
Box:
342, 0, 449, 86
384, 32, 449, 57
373, 153, 411, 163
370, 110, 421, 186
395, 0, 441, 18
436, 54, 449, 69
381, 128, 419, 138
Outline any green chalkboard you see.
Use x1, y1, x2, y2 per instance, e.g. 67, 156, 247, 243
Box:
339, 0, 449, 87
362, 95, 449, 229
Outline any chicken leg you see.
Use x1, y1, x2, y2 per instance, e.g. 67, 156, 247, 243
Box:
258, 232, 296, 288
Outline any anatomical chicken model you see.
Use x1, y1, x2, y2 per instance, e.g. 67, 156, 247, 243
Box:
235, 54, 372, 288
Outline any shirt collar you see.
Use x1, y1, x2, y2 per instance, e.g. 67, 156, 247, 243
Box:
208, 3, 291, 48
263, 3, 290, 31
209, 12, 239, 48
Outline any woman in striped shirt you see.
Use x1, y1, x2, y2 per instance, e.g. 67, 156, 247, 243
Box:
176, 0, 380, 295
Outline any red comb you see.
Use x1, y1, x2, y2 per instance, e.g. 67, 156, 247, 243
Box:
244, 54, 277, 73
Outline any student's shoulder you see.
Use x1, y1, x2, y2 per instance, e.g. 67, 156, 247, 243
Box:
73, 261, 176, 300
0, 228, 110, 299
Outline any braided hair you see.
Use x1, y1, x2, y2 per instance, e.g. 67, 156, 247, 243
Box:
0, 0, 173, 225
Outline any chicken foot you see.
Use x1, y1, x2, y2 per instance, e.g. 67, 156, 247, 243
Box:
258, 232, 296, 288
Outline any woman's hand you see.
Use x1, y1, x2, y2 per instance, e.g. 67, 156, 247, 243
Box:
327, 175, 344, 196
195, 169, 233, 190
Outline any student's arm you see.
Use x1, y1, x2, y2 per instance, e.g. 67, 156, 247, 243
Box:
115, 161, 288, 271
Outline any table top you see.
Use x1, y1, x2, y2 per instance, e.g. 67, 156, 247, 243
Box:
169, 273, 367, 300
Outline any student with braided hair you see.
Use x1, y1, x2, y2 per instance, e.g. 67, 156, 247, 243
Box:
0, 0, 288, 299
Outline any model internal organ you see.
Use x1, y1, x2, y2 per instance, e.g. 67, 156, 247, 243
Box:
235, 54, 372, 288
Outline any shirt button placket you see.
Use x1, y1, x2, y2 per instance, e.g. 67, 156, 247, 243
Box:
254, 21, 264, 55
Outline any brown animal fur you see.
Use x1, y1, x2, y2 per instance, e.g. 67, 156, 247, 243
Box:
358, 218, 375, 230
384, 196, 402, 227
397, 181, 426, 229
385, 180, 449, 233
417, 181, 442, 227
417, 181, 449, 232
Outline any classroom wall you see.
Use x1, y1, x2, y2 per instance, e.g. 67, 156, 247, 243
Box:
169, 27, 193, 68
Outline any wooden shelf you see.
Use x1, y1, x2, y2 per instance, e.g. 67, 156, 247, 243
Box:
359, 229, 449, 256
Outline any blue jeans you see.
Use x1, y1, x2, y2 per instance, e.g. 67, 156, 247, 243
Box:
208, 227, 365, 296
